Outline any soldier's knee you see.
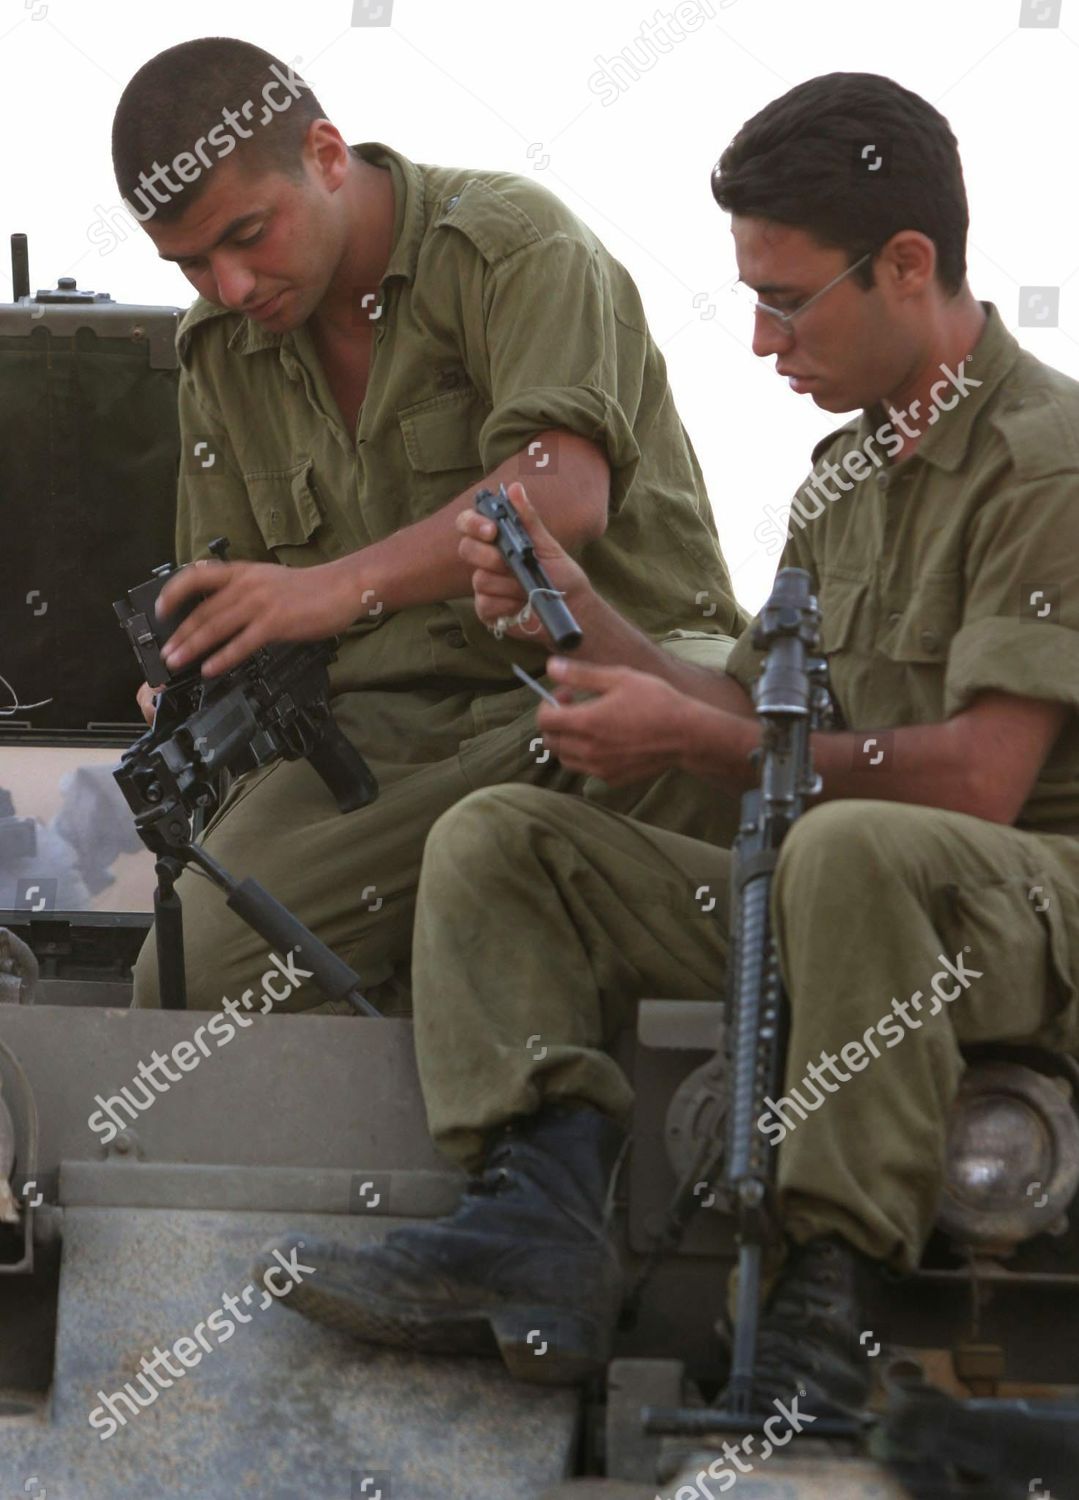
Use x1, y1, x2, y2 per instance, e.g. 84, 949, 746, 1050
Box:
775, 799, 919, 896
422, 784, 559, 876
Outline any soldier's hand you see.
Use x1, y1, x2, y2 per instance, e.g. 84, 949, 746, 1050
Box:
536, 657, 694, 786
154, 558, 363, 679
456, 482, 589, 647
137, 681, 163, 727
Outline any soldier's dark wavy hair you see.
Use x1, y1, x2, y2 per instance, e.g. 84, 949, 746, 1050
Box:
112, 37, 330, 225
711, 73, 969, 296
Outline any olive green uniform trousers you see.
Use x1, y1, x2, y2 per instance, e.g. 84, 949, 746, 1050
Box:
131, 665, 741, 1015
410, 784, 1079, 1272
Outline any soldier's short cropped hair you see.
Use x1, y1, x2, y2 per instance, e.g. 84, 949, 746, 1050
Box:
711, 73, 969, 296
112, 37, 331, 225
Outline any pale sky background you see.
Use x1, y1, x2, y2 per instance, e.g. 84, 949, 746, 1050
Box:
3, 0, 1077, 613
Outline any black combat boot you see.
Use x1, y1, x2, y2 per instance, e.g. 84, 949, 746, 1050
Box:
723, 1235, 880, 1417
255, 1101, 626, 1385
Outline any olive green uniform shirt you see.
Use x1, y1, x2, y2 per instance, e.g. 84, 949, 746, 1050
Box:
726, 303, 1079, 834
172, 140, 745, 709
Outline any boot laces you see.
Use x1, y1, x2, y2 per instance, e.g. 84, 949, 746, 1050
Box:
462, 1138, 515, 1199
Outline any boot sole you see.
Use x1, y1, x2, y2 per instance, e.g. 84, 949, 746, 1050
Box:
277, 1274, 610, 1386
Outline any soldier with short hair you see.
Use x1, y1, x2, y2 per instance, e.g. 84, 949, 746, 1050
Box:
109, 37, 745, 1014
263, 73, 1079, 1408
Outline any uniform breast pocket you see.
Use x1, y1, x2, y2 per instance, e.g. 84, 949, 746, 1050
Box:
817, 573, 866, 657
244, 457, 325, 566
881, 573, 962, 665
397, 388, 486, 513
814, 573, 867, 728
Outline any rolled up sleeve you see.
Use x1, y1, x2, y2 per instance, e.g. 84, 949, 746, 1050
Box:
476, 237, 643, 511
945, 476, 1079, 716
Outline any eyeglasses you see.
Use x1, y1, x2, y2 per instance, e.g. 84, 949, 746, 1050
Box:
731, 251, 874, 336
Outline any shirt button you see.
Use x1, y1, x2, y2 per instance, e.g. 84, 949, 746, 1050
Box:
919, 629, 941, 653
888, 611, 902, 625
445, 627, 466, 648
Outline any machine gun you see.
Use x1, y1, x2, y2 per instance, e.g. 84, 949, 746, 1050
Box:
111, 541, 382, 1017
722, 566, 833, 1414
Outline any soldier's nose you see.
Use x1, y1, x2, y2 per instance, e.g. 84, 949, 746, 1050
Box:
214, 267, 258, 311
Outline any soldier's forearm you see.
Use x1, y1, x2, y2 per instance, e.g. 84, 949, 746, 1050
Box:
809, 693, 1066, 824
807, 722, 997, 819
673, 702, 1006, 809
331, 431, 608, 616
672, 699, 760, 788
564, 582, 757, 716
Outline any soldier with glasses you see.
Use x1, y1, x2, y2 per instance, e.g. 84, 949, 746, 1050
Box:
262, 73, 1079, 1417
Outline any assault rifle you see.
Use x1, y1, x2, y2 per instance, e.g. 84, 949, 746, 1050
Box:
723, 565, 834, 1413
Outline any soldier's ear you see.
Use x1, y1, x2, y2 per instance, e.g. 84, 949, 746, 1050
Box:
878, 231, 936, 300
